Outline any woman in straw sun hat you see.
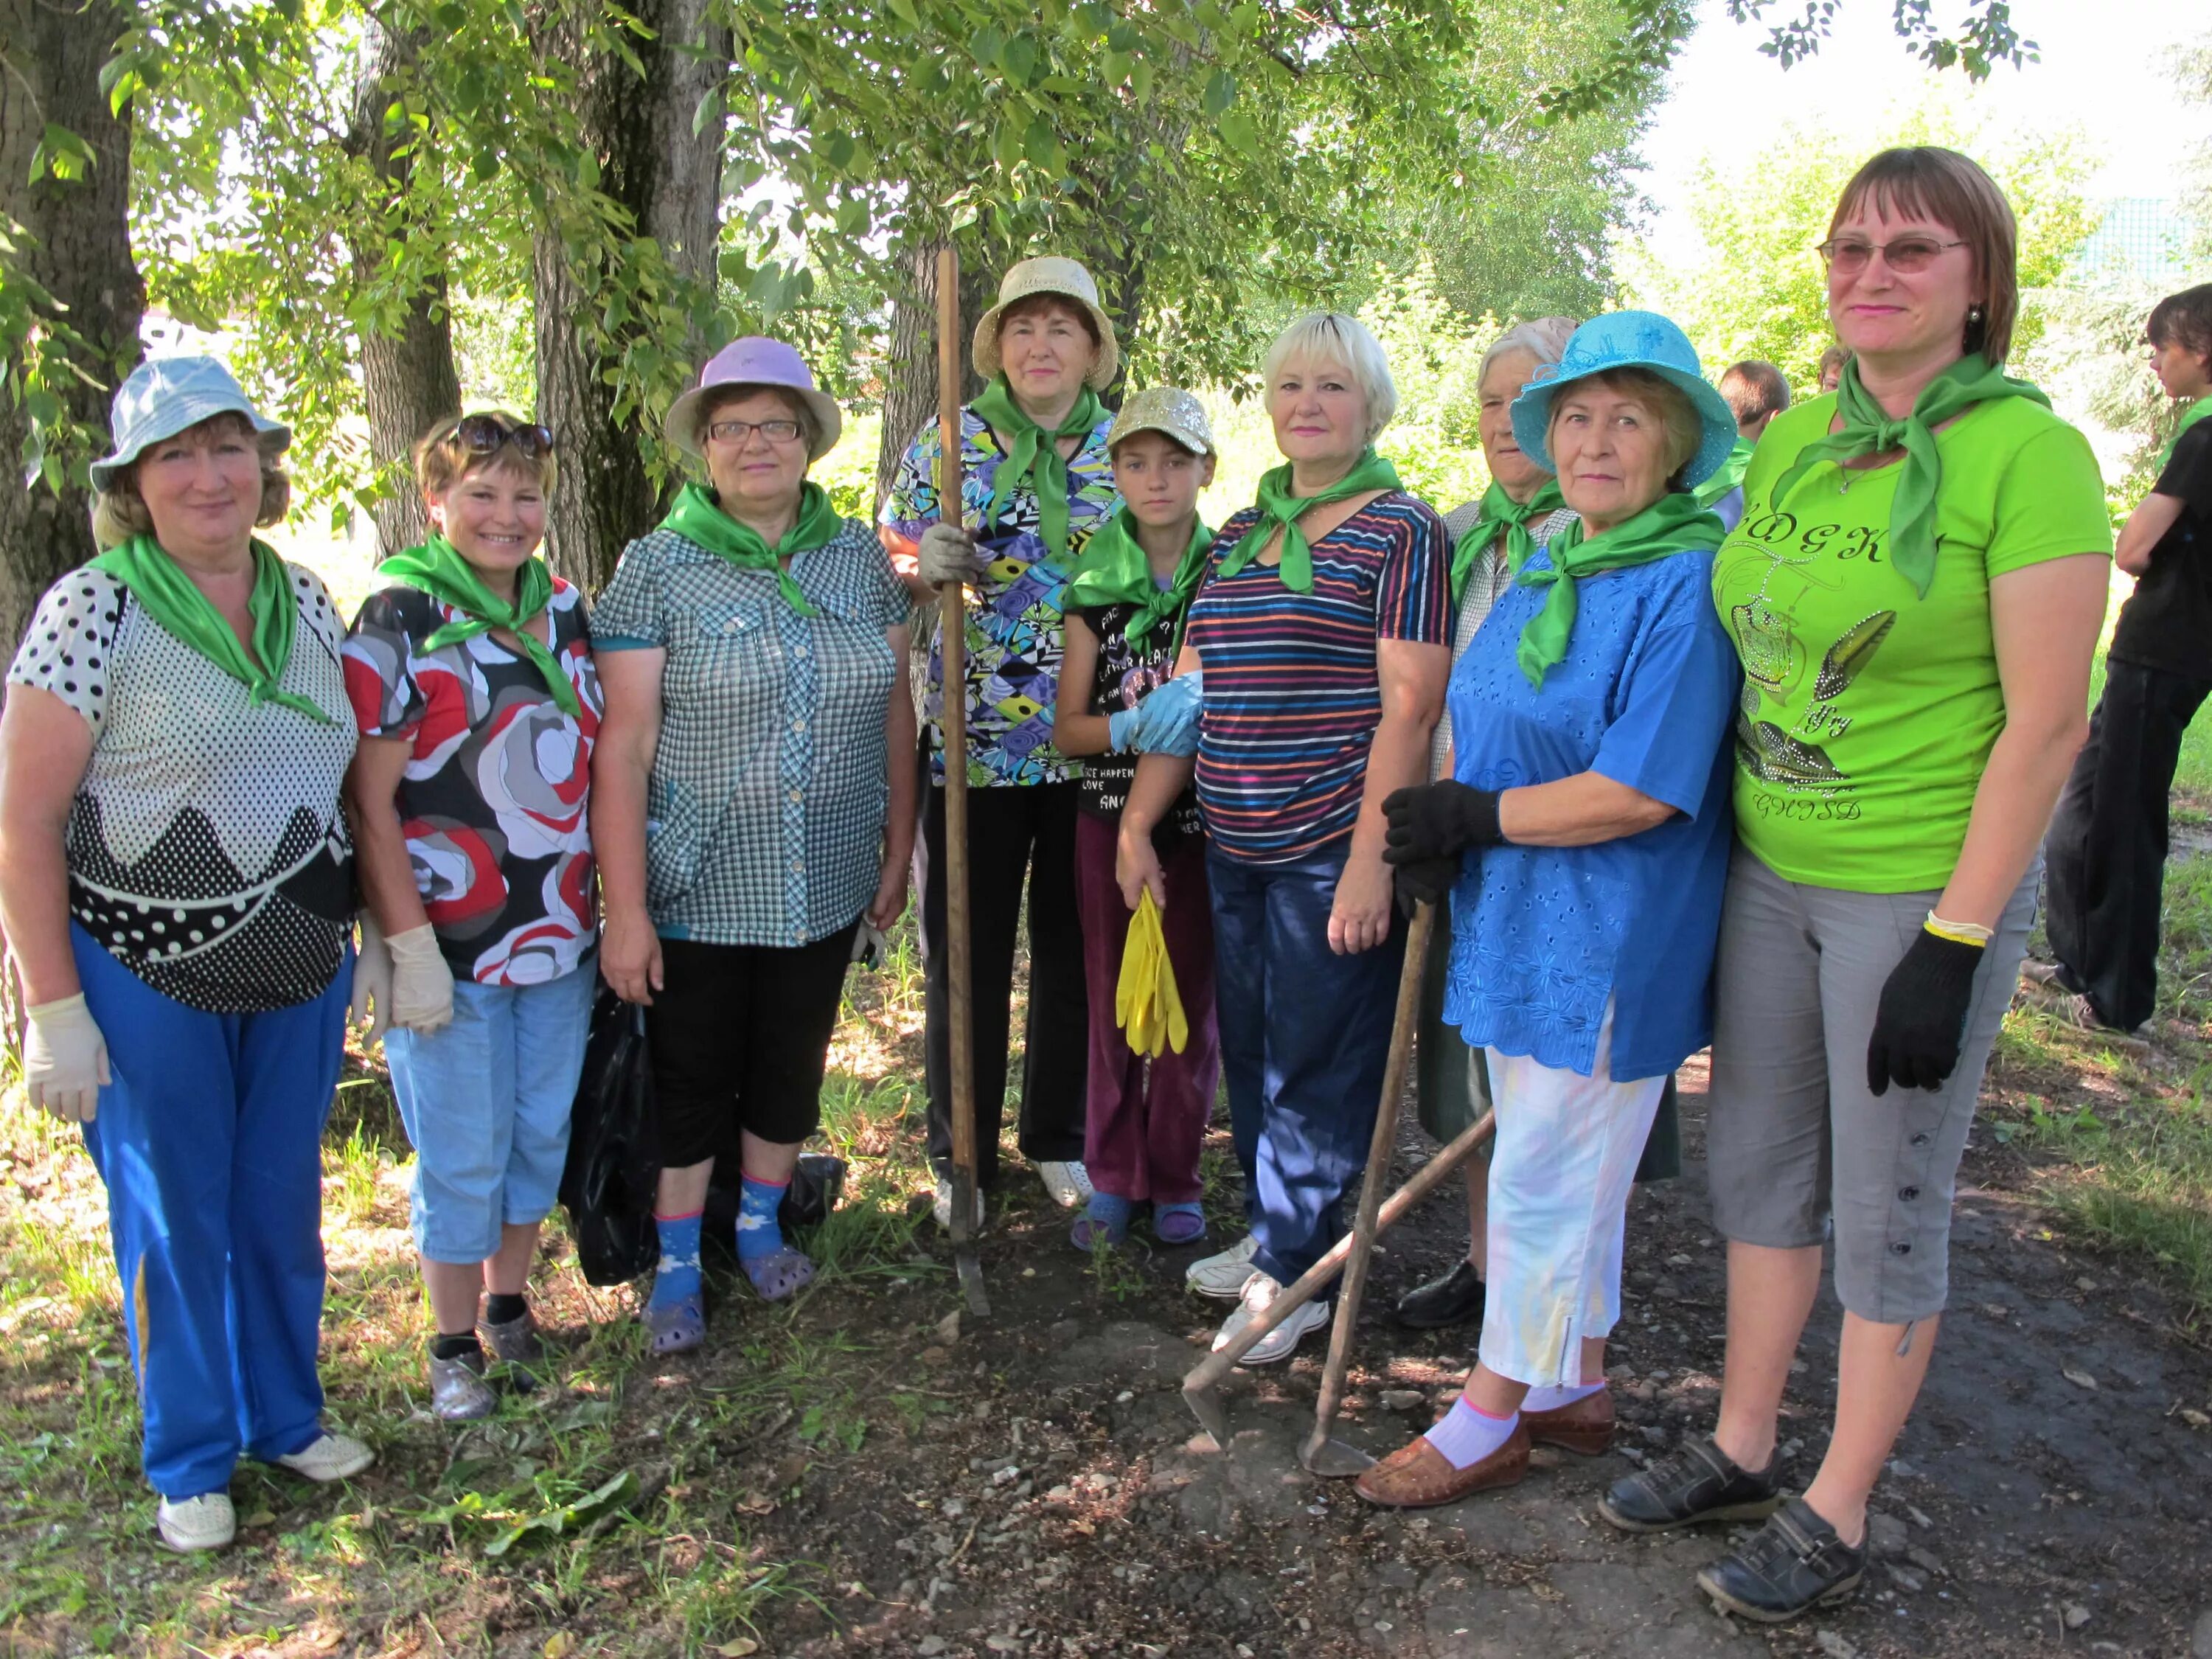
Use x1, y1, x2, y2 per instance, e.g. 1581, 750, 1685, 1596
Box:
880, 254, 1123, 1228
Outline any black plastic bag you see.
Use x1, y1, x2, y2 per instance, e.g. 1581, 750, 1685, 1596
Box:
701, 1152, 846, 1262
558, 990, 661, 1285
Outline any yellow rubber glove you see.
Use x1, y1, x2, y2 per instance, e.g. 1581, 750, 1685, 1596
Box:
1116, 891, 1189, 1059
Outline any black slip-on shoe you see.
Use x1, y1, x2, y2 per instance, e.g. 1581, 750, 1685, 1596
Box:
1597, 1434, 1786, 1534
1696, 1498, 1867, 1623
1393, 1258, 1486, 1329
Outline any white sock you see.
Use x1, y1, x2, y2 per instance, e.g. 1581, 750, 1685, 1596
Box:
1422, 1398, 1520, 1470
1522, 1380, 1605, 1413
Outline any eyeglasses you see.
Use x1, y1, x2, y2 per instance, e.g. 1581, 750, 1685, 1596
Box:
1815, 236, 1967, 275
706, 417, 804, 445
448, 414, 555, 459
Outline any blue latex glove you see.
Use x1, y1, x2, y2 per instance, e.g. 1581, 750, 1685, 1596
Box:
1107, 704, 1147, 753
1136, 672, 1204, 757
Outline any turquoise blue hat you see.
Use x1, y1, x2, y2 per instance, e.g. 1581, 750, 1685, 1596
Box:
91, 356, 289, 490
1508, 311, 1737, 492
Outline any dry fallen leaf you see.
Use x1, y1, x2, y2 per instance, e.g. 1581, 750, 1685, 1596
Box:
543, 1634, 575, 1659
714, 1640, 759, 1657
733, 1492, 776, 1515
2062, 1368, 2098, 1391
2177, 1408, 2209, 1429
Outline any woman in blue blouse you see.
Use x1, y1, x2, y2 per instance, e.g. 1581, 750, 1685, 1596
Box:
1352, 313, 1741, 1508
591, 339, 915, 1353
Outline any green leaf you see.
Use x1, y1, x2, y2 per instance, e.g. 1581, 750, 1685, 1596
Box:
969, 25, 1006, 67
1217, 109, 1258, 157
1001, 32, 1037, 83
1203, 69, 1236, 117
692, 88, 723, 138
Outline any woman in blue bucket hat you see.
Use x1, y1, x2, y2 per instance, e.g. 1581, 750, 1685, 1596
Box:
0, 355, 371, 1551
1350, 311, 1742, 1509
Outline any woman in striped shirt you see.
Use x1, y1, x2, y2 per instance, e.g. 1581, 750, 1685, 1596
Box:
1117, 313, 1452, 1365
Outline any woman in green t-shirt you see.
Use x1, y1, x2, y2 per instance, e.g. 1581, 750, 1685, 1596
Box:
1599, 147, 2113, 1623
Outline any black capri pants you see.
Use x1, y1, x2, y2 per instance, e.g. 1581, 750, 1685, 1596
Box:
645, 922, 860, 1166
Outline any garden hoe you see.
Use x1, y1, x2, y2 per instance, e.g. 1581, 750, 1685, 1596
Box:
1180, 902, 1500, 1470
936, 246, 989, 1318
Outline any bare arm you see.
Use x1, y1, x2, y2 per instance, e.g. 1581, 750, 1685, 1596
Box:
1053, 614, 1110, 757
1330, 637, 1450, 955
0, 689, 94, 1005
589, 647, 667, 1002
344, 737, 431, 936
1114, 636, 1204, 909
1498, 771, 1677, 846
1938, 553, 2110, 927
2114, 493, 2185, 578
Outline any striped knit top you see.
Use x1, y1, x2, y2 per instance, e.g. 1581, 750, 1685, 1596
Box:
1183, 491, 1452, 863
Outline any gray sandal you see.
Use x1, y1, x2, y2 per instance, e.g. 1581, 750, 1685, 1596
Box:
741, 1245, 816, 1303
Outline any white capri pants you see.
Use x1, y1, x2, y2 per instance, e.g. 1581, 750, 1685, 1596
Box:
1478, 1005, 1665, 1388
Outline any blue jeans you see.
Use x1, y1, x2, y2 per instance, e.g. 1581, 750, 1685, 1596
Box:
386, 964, 597, 1264
1206, 842, 1409, 1286
74, 924, 351, 1499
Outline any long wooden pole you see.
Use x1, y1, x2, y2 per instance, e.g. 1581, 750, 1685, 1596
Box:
935, 245, 987, 1314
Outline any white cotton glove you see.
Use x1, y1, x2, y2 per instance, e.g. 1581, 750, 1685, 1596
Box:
24, 994, 109, 1124
918, 522, 985, 588
350, 914, 395, 1046
385, 923, 455, 1034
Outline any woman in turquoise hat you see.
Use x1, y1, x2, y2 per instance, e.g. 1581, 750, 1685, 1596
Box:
0, 355, 371, 1551
1349, 310, 1741, 1511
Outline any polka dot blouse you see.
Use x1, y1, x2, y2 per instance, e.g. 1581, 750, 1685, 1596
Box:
6, 560, 358, 1013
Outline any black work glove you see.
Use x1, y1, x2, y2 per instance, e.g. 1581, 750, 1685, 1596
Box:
1391, 855, 1463, 917
1382, 781, 1503, 866
1865, 928, 1985, 1096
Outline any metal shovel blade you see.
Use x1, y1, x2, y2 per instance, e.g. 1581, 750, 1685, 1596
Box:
954, 1248, 990, 1317
1299, 1433, 1377, 1478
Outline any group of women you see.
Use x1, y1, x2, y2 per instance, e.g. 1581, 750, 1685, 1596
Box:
0, 145, 2118, 1627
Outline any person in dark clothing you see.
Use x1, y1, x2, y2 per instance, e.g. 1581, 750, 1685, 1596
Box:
2038, 283, 2212, 1034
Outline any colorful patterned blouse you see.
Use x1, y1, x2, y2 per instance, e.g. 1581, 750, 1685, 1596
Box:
880, 406, 1119, 787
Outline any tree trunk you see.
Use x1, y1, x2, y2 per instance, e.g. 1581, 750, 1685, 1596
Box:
345, 15, 461, 558
873, 241, 994, 508
0, 0, 145, 655
531, 0, 727, 592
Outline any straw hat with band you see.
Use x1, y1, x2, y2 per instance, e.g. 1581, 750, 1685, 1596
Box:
972, 257, 1120, 391
91, 355, 291, 491
1106, 387, 1215, 457
664, 337, 844, 465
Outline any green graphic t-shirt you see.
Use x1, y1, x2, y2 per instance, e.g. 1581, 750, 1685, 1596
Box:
1713, 393, 2111, 892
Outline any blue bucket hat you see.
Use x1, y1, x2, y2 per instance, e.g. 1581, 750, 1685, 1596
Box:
1508, 311, 1738, 493
91, 356, 290, 490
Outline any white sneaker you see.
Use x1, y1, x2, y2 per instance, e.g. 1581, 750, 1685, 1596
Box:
1211, 1273, 1330, 1368
273, 1431, 374, 1483
931, 1177, 985, 1231
156, 1492, 235, 1552
1185, 1232, 1260, 1300
1034, 1160, 1093, 1208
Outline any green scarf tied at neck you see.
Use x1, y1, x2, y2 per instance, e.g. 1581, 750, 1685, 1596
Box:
1770, 353, 2051, 599
970, 375, 1109, 563
1454, 477, 1564, 599
89, 535, 335, 725
2161, 397, 2211, 471
1216, 447, 1403, 594
1691, 436, 1756, 511
658, 479, 840, 617
1065, 507, 1215, 653
377, 535, 580, 718
1514, 492, 1725, 690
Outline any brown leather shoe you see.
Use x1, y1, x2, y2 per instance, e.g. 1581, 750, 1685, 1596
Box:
1523, 1386, 1614, 1456
1354, 1419, 1530, 1508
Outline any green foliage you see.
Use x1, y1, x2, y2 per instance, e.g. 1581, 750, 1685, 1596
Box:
1365, 263, 1492, 506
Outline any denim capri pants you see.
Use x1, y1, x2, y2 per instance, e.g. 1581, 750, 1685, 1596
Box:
386, 963, 597, 1263
1705, 849, 2037, 1324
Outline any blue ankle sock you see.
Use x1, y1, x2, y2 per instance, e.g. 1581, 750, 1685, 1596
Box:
649, 1211, 703, 1308
736, 1173, 789, 1262
1085, 1192, 1135, 1231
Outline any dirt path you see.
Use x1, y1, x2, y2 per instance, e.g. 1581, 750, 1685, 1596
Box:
730, 1062, 2212, 1659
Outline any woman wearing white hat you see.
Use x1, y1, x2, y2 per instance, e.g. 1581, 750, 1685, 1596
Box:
880, 255, 1123, 1226
0, 355, 371, 1551
593, 338, 914, 1353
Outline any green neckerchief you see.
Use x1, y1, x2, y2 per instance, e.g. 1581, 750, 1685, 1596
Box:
1770, 354, 2051, 599
658, 480, 837, 617
1455, 477, 1564, 599
969, 375, 1109, 562
1216, 447, 1404, 594
89, 535, 335, 725
1065, 507, 1214, 653
377, 535, 580, 718
2161, 397, 2212, 471
1514, 492, 1725, 689
1691, 436, 1755, 509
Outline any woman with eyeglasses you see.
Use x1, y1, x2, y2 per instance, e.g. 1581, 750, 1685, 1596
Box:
1600, 148, 2112, 1624
0, 357, 368, 1551
342, 411, 602, 1420
591, 339, 914, 1354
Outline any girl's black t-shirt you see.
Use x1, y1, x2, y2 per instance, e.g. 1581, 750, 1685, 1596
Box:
1070, 597, 1204, 839
2110, 420, 2212, 679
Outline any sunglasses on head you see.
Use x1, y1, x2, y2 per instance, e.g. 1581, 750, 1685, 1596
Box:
448, 414, 555, 459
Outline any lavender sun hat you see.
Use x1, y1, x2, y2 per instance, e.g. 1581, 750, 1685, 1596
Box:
664, 338, 844, 463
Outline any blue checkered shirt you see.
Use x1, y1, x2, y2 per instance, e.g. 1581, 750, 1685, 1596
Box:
593, 518, 912, 947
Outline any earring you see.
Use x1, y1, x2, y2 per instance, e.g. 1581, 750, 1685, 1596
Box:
1968, 305, 1985, 323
